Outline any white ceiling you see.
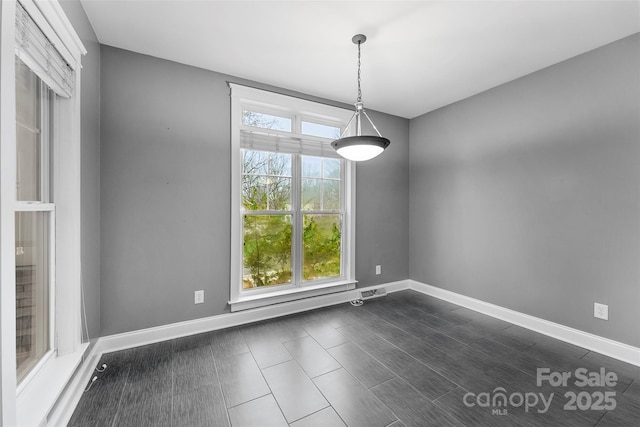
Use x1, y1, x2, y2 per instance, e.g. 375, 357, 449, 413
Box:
79, 0, 639, 119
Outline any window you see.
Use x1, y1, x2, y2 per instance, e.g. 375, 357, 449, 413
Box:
15, 58, 55, 384
230, 84, 355, 311
0, 0, 86, 425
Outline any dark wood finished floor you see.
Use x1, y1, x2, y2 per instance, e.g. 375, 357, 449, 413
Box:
69, 290, 640, 426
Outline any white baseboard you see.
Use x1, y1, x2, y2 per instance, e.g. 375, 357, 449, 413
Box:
408, 280, 640, 367
95, 280, 409, 355
47, 278, 639, 426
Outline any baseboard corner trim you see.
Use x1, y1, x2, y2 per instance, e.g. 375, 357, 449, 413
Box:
408, 280, 640, 367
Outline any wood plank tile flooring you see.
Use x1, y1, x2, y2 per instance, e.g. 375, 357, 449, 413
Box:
69, 290, 640, 426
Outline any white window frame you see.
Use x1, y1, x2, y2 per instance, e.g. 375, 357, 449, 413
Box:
0, 1, 86, 425
229, 84, 356, 312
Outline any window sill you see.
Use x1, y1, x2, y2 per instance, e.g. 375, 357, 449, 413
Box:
229, 280, 357, 312
17, 343, 90, 426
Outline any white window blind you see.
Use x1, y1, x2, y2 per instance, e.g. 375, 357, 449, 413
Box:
240, 130, 341, 159
15, 1, 74, 98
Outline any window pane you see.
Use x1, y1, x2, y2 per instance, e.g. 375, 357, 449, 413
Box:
301, 121, 341, 139
16, 59, 41, 202
302, 157, 342, 211
243, 150, 292, 211
15, 212, 50, 383
243, 150, 268, 175
243, 110, 292, 132
302, 178, 321, 211
323, 158, 341, 179
269, 153, 292, 177
323, 180, 341, 210
302, 156, 321, 178
242, 175, 268, 210
243, 215, 292, 288
303, 214, 341, 281
268, 177, 291, 211
16, 59, 39, 126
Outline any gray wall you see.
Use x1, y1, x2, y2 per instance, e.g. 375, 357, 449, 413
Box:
100, 46, 409, 336
59, 1, 101, 342
356, 110, 410, 287
409, 34, 640, 347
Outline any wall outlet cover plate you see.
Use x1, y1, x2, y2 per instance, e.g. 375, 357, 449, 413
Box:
195, 290, 205, 304
594, 302, 608, 320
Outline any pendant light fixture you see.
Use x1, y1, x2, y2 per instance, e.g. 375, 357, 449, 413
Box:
332, 34, 390, 161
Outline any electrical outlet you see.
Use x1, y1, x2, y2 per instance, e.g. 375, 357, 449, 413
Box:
194, 290, 204, 304
594, 303, 608, 320
375, 265, 381, 275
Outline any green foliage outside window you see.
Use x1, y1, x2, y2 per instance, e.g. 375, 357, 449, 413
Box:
303, 214, 341, 281
242, 149, 342, 288
243, 215, 292, 288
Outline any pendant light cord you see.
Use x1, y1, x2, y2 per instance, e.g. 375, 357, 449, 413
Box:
356, 40, 362, 103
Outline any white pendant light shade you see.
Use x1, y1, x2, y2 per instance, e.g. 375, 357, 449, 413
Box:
332, 136, 389, 161
332, 34, 390, 161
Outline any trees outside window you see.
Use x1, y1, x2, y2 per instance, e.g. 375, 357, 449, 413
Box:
241, 149, 342, 289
